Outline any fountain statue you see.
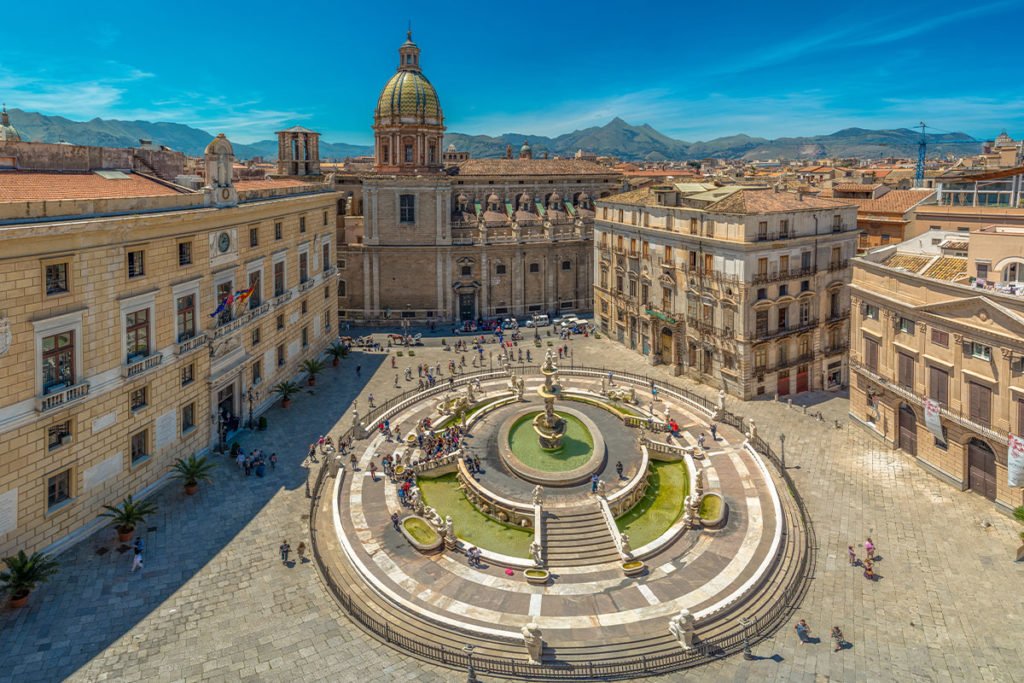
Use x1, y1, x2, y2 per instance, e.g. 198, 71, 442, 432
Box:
533, 350, 567, 450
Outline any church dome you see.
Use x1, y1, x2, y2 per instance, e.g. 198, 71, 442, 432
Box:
0, 106, 22, 143
375, 70, 442, 125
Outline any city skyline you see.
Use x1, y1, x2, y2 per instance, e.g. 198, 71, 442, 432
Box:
1, 0, 1022, 145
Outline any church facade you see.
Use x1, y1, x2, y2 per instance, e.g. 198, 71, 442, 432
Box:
331, 33, 621, 324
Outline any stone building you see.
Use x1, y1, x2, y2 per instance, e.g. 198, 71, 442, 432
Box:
849, 229, 1024, 511
336, 33, 621, 324
276, 126, 321, 176
594, 184, 859, 399
0, 136, 339, 556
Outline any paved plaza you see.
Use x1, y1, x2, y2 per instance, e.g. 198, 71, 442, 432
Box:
1, 330, 1022, 682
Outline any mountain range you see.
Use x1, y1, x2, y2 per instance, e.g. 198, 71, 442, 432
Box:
4, 109, 980, 162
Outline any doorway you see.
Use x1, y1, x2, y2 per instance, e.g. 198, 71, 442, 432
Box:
796, 364, 809, 393
898, 403, 917, 456
777, 370, 790, 396
660, 328, 674, 365
967, 438, 997, 501
459, 293, 475, 321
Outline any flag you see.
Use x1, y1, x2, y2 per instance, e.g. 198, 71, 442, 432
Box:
923, 399, 945, 445
1009, 434, 1024, 488
209, 299, 227, 318
236, 284, 256, 303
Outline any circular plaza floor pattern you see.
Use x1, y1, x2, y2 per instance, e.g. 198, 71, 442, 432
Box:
311, 368, 809, 679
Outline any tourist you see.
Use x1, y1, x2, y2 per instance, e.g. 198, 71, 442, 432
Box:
394, 374, 400, 388
473, 456, 481, 473
710, 423, 718, 441
864, 537, 875, 561
847, 545, 858, 566
296, 542, 307, 563
280, 540, 291, 564
349, 452, 358, 470
318, 435, 325, 452
307, 444, 318, 463
255, 458, 266, 477
243, 455, 252, 476
615, 461, 624, 479
863, 558, 875, 581
369, 462, 378, 482
391, 512, 401, 531
368, 394, 375, 408
831, 626, 846, 652
356, 365, 362, 377
236, 451, 245, 470
794, 619, 811, 644
697, 433, 706, 450
591, 474, 600, 493
131, 542, 144, 573
270, 452, 278, 470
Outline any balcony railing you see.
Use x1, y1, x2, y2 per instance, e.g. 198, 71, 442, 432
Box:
214, 302, 271, 340
272, 291, 293, 308
827, 259, 850, 272
849, 358, 1007, 442
176, 332, 208, 356
752, 317, 819, 342
323, 266, 338, 278
122, 352, 164, 379
680, 266, 742, 285
773, 351, 816, 372
750, 265, 816, 285
298, 278, 316, 294
643, 306, 678, 324
36, 382, 90, 412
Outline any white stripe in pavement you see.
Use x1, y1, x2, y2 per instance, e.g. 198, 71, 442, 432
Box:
636, 583, 660, 606
529, 592, 543, 616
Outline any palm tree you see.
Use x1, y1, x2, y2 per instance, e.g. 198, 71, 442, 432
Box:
273, 380, 301, 408
101, 495, 158, 541
301, 358, 326, 386
171, 454, 216, 495
326, 342, 346, 367
1, 550, 59, 607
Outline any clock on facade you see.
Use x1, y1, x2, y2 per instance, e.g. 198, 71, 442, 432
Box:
218, 232, 231, 253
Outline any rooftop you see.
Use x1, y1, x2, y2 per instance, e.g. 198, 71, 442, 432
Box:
234, 178, 318, 191
454, 158, 611, 177
849, 189, 935, 216
705, 188, 853, 214
0, 170, 185, 203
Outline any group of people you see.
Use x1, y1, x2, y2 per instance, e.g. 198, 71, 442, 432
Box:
794, 620, 847, 652
847, 537, 879, 580
235, 447, 276, 477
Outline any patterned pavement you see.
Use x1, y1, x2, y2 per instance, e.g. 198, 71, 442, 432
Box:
0, 329, 1021, 682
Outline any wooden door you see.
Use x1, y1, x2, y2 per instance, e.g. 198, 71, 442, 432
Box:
796, 365, 809, 393
968, 439, 997, 501
898, 403, 917, 456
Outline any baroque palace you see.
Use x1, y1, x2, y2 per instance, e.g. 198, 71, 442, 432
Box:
0, 128, 339, 556
329, 33, 621, 324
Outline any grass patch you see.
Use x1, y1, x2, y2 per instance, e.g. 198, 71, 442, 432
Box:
615, 461, 688, 548
402, 517, 439, 544
418, 474, 532, 558
699, 494, 722, 520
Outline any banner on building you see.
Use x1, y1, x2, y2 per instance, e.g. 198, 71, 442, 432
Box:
1008, 434, 1024, 488
923, 398, 945, 445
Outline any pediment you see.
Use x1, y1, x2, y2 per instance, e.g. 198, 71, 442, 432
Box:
916, 296, 1024, 336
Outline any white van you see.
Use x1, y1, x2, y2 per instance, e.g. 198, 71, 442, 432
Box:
526, 314, 550, 328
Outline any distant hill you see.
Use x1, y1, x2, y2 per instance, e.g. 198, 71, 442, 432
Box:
4, 109, 980, 162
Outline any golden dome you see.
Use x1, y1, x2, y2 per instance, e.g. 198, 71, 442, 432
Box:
375, 70, 442, 125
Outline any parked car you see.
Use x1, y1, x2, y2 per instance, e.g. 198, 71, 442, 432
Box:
525, 314, 550, 328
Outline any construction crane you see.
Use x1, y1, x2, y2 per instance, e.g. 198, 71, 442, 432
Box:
915, 122, 984, 188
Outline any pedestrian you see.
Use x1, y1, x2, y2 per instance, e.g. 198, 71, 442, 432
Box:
236, 451, 245, 469
317, 435, 325, 452
131, 544, 144, 573
296, 542, 307, 563
370, 462, 378, 482
615, 460, 624, 479
255, 459, 265, 477
280, 540, 290, 564
831, 626, 845, 652
863, 558, 875, 581
864, 537, 875, 561
368, 393, 375, 408
394, 374, 400, 388
270, 452, 278, 470
307, 444, 317, 463
698, 433, 706, 450
473, 456, 481, 473
794, 619, 811, 644
244, 456, 252, 476
391, 512, 401, 531
710, 423, 718, 441
847, 545, 857, 566
356, 365, 362, 377
591, 474, 599, 493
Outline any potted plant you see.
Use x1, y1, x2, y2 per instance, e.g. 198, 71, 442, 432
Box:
273, 381, 301, 408
101, 495, 158, 543
171, 454, 216, 495
257, 416, 268, 431
1, 550, 59, 608
326, 342, 346, 367
301, 358, 326, 386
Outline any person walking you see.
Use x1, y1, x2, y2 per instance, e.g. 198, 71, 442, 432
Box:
710, 423, 718, 441
356, 365, 362, 378
270, 452, 278, 470
864, 537, 875, 561
863, 558, 875, 581
131, 538, 144, 573
698, 433, 706, 451
591, 474, 600, 493
391, 512, 401, 531
279, 540, 291, 564
830, 626, 846, 652
615, 461, 624, 479
847, 545, 858, 566
296, 542, 307, 564
794, 619, 811, 644
369, 462, 378, 482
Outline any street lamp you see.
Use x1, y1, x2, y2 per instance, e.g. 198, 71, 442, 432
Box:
779, 433, 786, 470
211, 412, 226, 453
246, 385, 260, 430
463, 644, 478, 683
741, 617, 754, 660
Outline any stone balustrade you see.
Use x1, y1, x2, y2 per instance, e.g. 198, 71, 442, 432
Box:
122, 352, 163, 378
175, 332, 208, 356
606, 446, 651, 517
298, 278, 316, 294
36, 382, 90, 412
456, 459, 533, 528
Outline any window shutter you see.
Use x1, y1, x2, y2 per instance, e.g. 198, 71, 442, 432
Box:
962, 340, 972, 356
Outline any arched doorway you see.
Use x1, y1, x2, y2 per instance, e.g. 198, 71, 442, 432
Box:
660, 327, 673, 365
898, 403, 917, 456
967, 438, 997, 501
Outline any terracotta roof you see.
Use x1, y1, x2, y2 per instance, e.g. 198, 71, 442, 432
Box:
600, 187, 658, 206
883, 254, 932, 272
0, 171, 185, 203
707, 189, 853, 214
921, 256, 967, 281
833, 183, 883, 193
235, 179, 316, 190
940, 239, 969, 251
850, 189, 935, 216
455, 158, 611, 177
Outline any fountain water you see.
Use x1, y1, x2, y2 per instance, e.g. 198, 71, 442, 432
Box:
533, 350, 567, 450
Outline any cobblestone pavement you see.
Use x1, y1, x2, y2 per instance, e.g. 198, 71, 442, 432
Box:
1, 327, 1021, 683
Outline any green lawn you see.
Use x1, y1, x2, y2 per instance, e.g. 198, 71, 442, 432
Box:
417, 474, 532, 558
615, 461, 688, 548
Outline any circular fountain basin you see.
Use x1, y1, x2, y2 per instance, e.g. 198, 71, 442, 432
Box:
498, 406, 605, 487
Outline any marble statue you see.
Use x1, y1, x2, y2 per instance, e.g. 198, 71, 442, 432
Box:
695, 468, 705, 498
532, 485, 544, 506
747, 420, 757, 440
717, 389, 726, 412
466, 383, 476, 404
620, 532, 631, 555
529, 540, 543, 566
595, 480, 607, 497
668, 609, 697, 650
516, 377, 525, 401
522, 623, 544, 664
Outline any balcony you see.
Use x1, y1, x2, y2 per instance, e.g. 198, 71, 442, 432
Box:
644, 305, 678, 324
750, 265, 816, 286
773, 351, 816, 372
827, 308, 850, 323
752, 317, 819, 342
122, 352, 164, 379
176, 332, 208, 356
323, 266, 338, 278
298, 278, 316, 294
823, 340, 850, 355
680, 266, 741, 286
36, 382, 90, 412
213, 302, 271, 340
272, 291, 293, 308
827, 259, 850, 273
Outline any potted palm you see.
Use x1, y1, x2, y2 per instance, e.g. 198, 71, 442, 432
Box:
101, 495, 158, 543
301, 358, 326, 386
326, 342, 346, 367
1, 550, 59, 608
273, 381, 301, 408
171, 454, 216, 495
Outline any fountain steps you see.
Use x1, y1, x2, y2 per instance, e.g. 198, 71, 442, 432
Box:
543, 503, 622, 566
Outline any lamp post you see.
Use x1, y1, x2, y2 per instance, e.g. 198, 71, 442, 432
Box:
463, 644, 478, 683
779, 433, 786, 470
211, 412, 226, 453
741, 617, 754, 660
246, 386, 260, 430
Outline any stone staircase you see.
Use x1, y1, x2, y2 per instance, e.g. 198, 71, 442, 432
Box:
543, 502, 621, 567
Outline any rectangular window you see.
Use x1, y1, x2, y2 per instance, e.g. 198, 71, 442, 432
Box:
930, 329, 949, 347
251, 327, 261, 346
130, 429, 149, 464
216, 281, 233, 324
47, 421, 72, 450
976, 262, 989, 280
248, 271, 262, 308
299, 252, 309, 283
864, 304, 879, 320
929, 366, 949, 405
530, 263, 540, 273
338, 281, 347, 298
899, 317, 915, 334
276, 314, 285, 331
322, 243, 331, 271
277, 344, 285, 366
755, 310, 769, 337
301, 299, 308, 315
126, 309, 150, 360
777, 307, 788, 330
399, 194, 416, 223
45, 262, 69, 295
42, 331, 75, 391
799, 301, 809, 325
130, 385, 148, 412
252, 361, 262, 386
47, 469, 71, 509
801, 251, 811, 269
830, 246, 842, 268
832, 214, 842, 231
1018, 398, 1024, 434
181, 403, 195, 433
302, 327, 309, 348
757, 221, 768, 240
181, 363, 194, 386
299, 216, 306, 233
323, 211, 328, 226
969, 341, 992, 361
969, 381, 991, 426
249, 227, 259, 247
864, 337, 880, 372
127, 250, 145, 278
274, 222, 283, 240
897, 352, 914, 388
496, 263, 507, 275
757, 257, 768, 276
178, 241, 193, 266
274, 261, 286, 296
754, 348, 767, 372
177, 295, 196, 342
830, 291, 841, 318
779, 219, 789, 238
561, 260, 572, 271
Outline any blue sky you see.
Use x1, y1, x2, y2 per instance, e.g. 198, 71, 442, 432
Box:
2, 0, 1022, 144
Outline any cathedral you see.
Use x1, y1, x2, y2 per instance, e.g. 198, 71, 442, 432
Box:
320, 32, 622, 325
